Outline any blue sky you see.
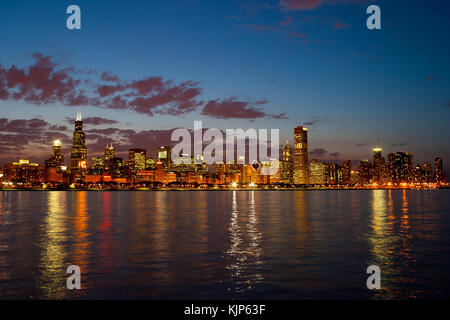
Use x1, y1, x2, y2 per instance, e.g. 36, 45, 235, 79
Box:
0, 0, 449, 168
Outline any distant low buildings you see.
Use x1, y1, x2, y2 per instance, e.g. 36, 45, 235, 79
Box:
3, 159, 45, 186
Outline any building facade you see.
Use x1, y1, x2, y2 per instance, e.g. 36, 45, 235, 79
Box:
293, 126, 309, 184
281, 140, 293, 184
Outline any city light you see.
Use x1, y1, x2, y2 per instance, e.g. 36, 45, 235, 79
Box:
0, 114, 446, 190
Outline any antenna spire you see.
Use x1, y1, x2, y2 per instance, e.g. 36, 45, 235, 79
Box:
76, 111, 82, 121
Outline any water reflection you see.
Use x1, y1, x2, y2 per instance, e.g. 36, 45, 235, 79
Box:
225, 191, 264, 295
0, 190, 449, 299
369, 190, 389, 260
152, 191, 171, 284
72, 191, 90, 291
369, 190, 394, 298
293, 191, 310, 248
38, 191, 68, 299
99, 192, 113, 272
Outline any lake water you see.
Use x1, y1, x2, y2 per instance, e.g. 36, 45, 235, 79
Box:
0, 190, 449, 299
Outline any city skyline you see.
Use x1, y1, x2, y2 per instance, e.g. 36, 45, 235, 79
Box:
0, 1, 449, 171
1, 113, 446, 188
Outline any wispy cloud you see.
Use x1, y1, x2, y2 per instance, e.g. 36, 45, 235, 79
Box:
0, 53, 283, 121
201, 97, 286, 120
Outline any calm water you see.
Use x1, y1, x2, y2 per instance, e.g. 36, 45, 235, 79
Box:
0, 190, 449, 299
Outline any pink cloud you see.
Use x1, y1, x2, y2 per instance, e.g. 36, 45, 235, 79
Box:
1, 53, 284, 121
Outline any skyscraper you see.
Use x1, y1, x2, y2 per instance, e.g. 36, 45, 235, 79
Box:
281, 140, 293, 184
128, 148, 146, 177
434, 157, 445, 184
392, 152, 413, 184
357, 160, 372, 185
110, 157, 124, 177
414, 164, 423, 183
340, 160, 352, 185
423, 162, 432, 183
372, 147, 386, 184
387, 153, 395, 183
157, 146, 172, 172
45, 139, 64, 169
104, 144, 115, 172
294, 126, 309, 184
70, 111, 87, 178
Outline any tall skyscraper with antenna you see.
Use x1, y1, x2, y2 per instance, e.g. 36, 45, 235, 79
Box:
70, 111, 87, 178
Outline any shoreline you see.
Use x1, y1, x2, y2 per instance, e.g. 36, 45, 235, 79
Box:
0, 187, 448, 191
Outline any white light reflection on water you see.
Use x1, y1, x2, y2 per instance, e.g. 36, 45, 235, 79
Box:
225, 191, 264, 295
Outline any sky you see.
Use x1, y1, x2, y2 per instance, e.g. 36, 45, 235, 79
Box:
0, 0, 449, 170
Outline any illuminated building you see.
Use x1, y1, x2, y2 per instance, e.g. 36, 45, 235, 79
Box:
281, 140, 293, 184
70, 111, 87, 179
195, 155, 207, 175
84, 174, 102, 184
247, 162, 261, 185
110, 157, 123, 177
103, 144, 115, 172
136, 170, 155, 182
166, 172, 177, 184
154, 161, 165, 183
90, 157, 104, 175
157, 146, 172, 171
128, 148, 146, 177
358, 160, 372, 185
146, 158, 155, 170
386, 153, 395, 183
293, 126, 309, 184
45, 166, 62, 183
350, 170, 359, 185
3, 159, 45, 186
309, 159, 327, 185
215, 161, 225, 184
178, 171, 197, 184
423, 162, 432, 183
372, 147, 386, 184
406, 152, 414, 182
173, 155, 196, 173
269, 166, 282, 184
327, 163, 338, 184
434, 157, 445, 184
153, 161, 177, 184
340, 160, 352, 185
414, 164, 423, 183
392, 152, 413, 184
45, 139, 64, 169
44, 139, 65, 183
